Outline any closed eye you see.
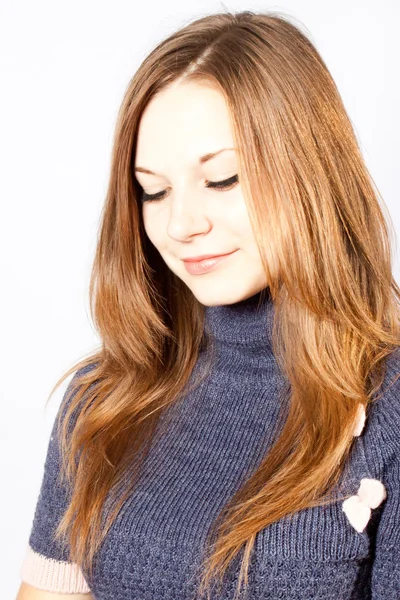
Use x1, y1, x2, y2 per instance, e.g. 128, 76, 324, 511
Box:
139, 174, 239, 203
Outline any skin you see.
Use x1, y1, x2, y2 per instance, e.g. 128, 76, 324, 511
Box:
134, 80, 268, 306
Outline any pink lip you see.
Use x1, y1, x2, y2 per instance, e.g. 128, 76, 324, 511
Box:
182, 250, 237, 275
182, 251, 234, 263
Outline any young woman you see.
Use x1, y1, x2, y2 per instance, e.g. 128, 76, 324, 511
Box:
17, 10, 400, 600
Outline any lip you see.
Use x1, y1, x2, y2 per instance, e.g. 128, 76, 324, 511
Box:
182, 251, 235, 263
182, 250, 237, 276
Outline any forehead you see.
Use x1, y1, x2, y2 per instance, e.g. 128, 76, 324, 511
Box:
135, 82, 236, 170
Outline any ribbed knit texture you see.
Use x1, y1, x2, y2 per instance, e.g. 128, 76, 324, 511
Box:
21, 289, 400, 599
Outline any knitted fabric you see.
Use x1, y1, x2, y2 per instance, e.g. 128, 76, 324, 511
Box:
20, 289, 400, 599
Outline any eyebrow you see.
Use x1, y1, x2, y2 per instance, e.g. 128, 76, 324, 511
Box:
134, 147, 237, 175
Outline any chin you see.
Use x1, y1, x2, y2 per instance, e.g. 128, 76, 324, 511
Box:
188, 286, 249, 307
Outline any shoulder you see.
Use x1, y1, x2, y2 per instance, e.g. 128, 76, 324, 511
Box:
367, 348, 400, 437
362, 348, 400, 469
56, 362, 100, 433
67, 362, 99, 391
61, 362, 99, 409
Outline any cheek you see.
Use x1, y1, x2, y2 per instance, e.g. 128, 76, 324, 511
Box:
141, 207, 163, 249
222, 193, 254, 242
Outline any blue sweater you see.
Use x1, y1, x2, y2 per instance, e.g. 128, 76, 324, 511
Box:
20, 290, 400, 599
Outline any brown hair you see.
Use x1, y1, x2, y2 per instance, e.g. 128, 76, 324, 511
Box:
45, 9, 399, 600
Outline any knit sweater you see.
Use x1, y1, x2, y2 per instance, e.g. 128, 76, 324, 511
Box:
20, 289, 400, 599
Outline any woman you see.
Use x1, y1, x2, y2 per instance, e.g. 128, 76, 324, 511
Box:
17, 9, 400, 600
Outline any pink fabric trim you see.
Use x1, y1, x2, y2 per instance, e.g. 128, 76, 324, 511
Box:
20, 543, 91, 594
353, 403, 367, 436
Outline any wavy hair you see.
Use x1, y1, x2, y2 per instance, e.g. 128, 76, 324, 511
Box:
45, 10, 400, 600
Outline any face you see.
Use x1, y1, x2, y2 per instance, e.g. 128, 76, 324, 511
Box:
134, 80, 268, 306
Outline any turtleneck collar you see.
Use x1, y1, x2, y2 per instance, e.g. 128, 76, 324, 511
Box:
203, 287, 275, 356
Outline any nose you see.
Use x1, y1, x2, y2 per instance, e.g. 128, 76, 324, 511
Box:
166, 186, 212, 242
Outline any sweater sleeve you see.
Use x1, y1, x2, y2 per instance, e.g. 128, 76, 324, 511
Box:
369, 349, 400, 598
19, 365, 96, 594
371, 449, 400, 598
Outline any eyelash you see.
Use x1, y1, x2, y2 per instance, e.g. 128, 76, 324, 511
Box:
139, 174, 239, 203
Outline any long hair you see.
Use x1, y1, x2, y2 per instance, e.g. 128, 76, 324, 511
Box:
46, 10, 400, 600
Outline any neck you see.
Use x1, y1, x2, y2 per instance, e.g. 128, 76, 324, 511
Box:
203, 287, 275, 362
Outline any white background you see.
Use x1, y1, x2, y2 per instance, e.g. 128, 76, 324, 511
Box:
1, 1, 398, 597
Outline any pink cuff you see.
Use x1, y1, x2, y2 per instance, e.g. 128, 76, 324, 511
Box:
20, 543, 91, 594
